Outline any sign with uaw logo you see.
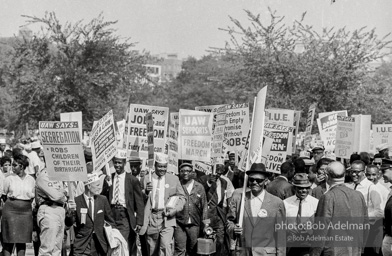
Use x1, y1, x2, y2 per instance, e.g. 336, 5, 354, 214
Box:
178, 109, 213, 162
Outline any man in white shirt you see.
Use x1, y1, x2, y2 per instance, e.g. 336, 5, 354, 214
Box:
284, 173, 319, 255
22, 142, 40, 177
350, 160, 383, 255
366, 164, 390, 210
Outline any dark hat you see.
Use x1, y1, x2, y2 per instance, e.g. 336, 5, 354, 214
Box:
292, 173, 312, 188
129, 156, 142, 164
381, 158, 392, 171
179, 162, 193, 169
246, 163, 268, 176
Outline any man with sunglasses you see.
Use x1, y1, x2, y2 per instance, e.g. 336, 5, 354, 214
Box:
227, 163, 286, 256
284, 173, 319, 255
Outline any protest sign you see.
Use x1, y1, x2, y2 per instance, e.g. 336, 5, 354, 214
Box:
265, 109, 295, 154
178, 109, 213, 162
90, 110, 117, 173
193, 160, 212, 175
211, 105, 227, 164
372, 124, 392, 151
335, 116, 356, 159
224, 103, 250, 154
170, 112, 179, 128
39, 121, 87, 181
60, 111, 82, 138
317, 110, 348, 152
123, 104, 169, 159
167, 125, 179, 174
292, 111, 301, 153
264, 123, 294, 173
304, 103, 317, 149
146, 112, 154, 168
352, 115, 371, 153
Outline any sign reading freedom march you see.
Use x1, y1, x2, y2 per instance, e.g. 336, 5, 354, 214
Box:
39, 121, 87, 181
123, 104, 169, 158
178, 109, 213, 162
90, 110, 117, 173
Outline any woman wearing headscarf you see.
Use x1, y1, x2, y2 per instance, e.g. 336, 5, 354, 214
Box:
1, 154, 35, 256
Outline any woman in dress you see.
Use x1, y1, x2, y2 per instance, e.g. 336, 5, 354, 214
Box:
2, 154, 35, 256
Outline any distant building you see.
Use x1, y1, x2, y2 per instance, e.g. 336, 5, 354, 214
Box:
144, 53, 183, 85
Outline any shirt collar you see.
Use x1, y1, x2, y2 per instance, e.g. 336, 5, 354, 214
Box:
358, 177, 371, 187
278, 176, 288, 182
83, 193, 93, 202
251, 189, 265, 202
115, 171, 126, 178
296, 195, 309, 202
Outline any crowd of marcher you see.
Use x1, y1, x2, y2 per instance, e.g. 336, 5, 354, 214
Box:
0, 136, 392, 256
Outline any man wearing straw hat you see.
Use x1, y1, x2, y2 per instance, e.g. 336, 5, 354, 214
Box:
67, 172, 116, 255
140, 152, 186, 256
227, 163, 286, 256
108, 148, 145, 256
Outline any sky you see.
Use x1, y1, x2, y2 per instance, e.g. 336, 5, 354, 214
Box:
0, 0, 391, 58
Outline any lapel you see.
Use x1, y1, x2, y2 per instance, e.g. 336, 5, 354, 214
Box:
124, 173, 130, 204
109, 173, 115, 202
244, 192, 253, 226
79, 194, 93, 222
189, 180, 198, 195
93, 195, 100, 222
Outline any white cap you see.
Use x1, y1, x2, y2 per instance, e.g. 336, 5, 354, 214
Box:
31, 141, 41, 149
323, 152, 336, 161
114, 149, 127, 160
299, 151, 310, 159
376, 143, 389, 152
84, 173, 100, 185
155, 153, 168, 164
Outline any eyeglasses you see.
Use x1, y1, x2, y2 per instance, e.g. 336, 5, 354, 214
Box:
248, 177, 265, 184
351, 169, 364, 174
179, 169, 192, 174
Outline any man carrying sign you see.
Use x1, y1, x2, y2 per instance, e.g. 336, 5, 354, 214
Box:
106, 149, 145, 256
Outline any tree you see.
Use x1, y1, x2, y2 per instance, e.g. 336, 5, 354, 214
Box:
2, 12, 149, 133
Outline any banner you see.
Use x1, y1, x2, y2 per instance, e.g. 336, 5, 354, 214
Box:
178, 109, 213, 162
146, 112, 154, 168
304, 103, 317, 149
372, 124, 392, 151
123, 104, 169, 158
167, 125, 179, 174
39, 121, 87, 181
224, 103, 250, 154
335, 116, 356, 159
317, 110, 348, 153
90, 110, 117, 173
60, 111, 82, 138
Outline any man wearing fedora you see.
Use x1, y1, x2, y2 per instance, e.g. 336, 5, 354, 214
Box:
227, 163, 286, 256
284, 173, 319, 256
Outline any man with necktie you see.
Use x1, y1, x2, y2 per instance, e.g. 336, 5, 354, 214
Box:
284, 173, 319, 256
106, 149, 145, 256
140, 153, 186, 256
66, 172, 116, 256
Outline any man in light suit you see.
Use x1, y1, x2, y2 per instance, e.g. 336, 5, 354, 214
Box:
105, 149, 145, 256
140, 153, 186, 256
227, 163, 286, 256
310, 161, 369, 256
67, 173, 116, 256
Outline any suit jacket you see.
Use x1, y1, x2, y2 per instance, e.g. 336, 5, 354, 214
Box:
310, 184, 369, 256
311, 182, 327, 200
68, 194, 116, 255
266, 176, 294, 200
199, 175, 228, 225
139, 173, 186, 235
106, 172, 145, 229
227, 190, 286, 256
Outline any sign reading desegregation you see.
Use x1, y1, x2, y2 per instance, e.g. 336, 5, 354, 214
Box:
40, 121, 87, 181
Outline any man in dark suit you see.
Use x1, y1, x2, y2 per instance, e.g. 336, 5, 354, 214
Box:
67, 172, 116, 256
266, 161, 295, 200
106, 149, 145, 256
199, 163, 231, 255
310, 161, 369, 256
227, 163, 286, 256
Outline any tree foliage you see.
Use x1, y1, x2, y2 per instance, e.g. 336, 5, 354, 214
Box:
3, 12, 149, 132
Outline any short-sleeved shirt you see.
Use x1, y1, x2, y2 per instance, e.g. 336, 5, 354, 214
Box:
3, 174, 35, 200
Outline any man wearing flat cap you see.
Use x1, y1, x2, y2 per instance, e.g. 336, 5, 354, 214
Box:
107, 149, 145, 256
174, 161, 208, 256
227, 163, 286, 256
140, 153, 186, 256
284, 173, 319, 255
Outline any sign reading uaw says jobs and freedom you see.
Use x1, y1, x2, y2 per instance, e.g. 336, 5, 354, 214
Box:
39, 121, 87, 181
123, 104, 169, 158
178, 109, 213, 162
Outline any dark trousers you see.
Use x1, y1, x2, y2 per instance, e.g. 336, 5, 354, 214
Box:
74, 233, 105, 256
210, 217, 226, 255
174, 224, 200, 256
139, 234, 149, 256
112, 206, 137, 256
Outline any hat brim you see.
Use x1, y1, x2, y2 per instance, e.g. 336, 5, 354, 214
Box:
293, 183, 312, 188
179, 163, 193, 169
246, 170, 270, 176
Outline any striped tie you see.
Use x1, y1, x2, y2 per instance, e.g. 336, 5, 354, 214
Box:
114, 176, 120, 204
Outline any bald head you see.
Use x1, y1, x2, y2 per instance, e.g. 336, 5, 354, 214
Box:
326, 161, 346, 179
